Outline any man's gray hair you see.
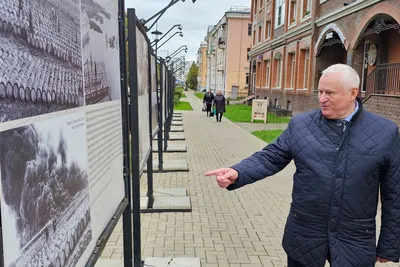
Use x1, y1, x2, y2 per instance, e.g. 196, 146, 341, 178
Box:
322, 64, 360, 90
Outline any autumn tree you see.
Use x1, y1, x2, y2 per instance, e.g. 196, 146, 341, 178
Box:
186, 62, 198, 90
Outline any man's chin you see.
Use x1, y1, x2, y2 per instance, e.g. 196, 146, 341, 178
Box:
321, 109, 332, 118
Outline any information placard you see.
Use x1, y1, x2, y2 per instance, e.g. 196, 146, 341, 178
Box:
251, 99, 269, 123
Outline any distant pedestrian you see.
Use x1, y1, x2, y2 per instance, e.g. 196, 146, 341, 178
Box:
203, 89, 214, 117
213, 90, 226, 122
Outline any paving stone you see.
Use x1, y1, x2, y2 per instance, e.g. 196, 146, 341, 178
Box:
99, 91, 396, 267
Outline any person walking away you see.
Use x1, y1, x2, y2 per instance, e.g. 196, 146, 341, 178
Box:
205, 64, 400, 267
214, 90, 226, 122
203, 89, 214, 117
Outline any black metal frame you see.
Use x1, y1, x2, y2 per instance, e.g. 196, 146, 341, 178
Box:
127, 8, 144, 267
146, 45, 155, 209
157, 58, 164, 171
84, 1, 134, 267
85, 6, 181, 266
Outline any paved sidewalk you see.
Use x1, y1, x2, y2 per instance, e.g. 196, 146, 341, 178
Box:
99, 91, 395, 267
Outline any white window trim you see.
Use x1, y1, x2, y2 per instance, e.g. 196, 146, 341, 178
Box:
291, 54, 296, 88
275, 0, 286, 29
265, 61, 271, 88
288, 0, 297, 28
302, 49, 310, 89
301, 0, 312, 20
265, 21, 272, 40
272, 56, 283, 89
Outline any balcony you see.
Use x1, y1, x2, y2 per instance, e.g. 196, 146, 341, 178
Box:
366, 63, 400, 97
218, 37, 226, 48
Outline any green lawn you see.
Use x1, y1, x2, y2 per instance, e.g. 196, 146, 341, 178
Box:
224, 104, 291, 123
252, 130, 284, 143
194, 92, 204, 100
174, 101, 193, 111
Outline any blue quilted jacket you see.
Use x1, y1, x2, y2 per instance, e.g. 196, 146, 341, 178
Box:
228, 98, 400, 267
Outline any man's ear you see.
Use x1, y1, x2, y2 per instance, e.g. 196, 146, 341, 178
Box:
351, 87, 359, 100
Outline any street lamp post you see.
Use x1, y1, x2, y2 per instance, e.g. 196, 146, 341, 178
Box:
166, 45, 187, 61
151, 24, 182, 46
140, 0, 197, 32
157, 31, 183, 50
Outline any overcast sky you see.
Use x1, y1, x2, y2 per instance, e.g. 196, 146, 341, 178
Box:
126, 0, 251, 61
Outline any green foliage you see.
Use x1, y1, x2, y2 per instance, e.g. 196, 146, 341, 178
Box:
194, 92, 204, 100
174, 101, 193, 110
224, 104, 291, 123
186, 63, 198, 89
252, 130, 284, 143
174, 86, 184, 104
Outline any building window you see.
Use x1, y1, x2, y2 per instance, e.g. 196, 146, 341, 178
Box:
289, 0, 297, 25
274, 52, 282, 88
258, 26, 262, 43
287, 101, 292, 111
247, 48, 250, 60
298, 49, 310, 90
303, 49, 309, 89
246, 73, 249, 86
302, 0, 311, 17
248, 23, 252, 36
253, 30, 256, 45
275, 0, 285, 28
265, 21, 271, 39
265, 60, 270, 87
286, 53, 295, 88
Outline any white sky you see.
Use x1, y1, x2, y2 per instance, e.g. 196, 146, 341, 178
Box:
126, 0, 251, 61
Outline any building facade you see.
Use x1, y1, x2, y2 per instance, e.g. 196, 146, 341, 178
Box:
176, 60, 195, 83
196, 41, 208, 91
249, 0, 400, 125
205, 6, 252, 99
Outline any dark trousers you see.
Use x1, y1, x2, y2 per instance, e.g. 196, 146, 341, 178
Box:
216, 112, 223, 121
206, 103, 212, 116
288, 250, 331, 267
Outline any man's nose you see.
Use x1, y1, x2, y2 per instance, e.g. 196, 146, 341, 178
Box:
319, 93, 328, 103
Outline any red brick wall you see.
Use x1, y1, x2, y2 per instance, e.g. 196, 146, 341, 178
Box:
363, 95, 400, 126
254, 90, 320, 115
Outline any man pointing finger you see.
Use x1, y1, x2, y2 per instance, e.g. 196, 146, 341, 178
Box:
205, 64, 400, 267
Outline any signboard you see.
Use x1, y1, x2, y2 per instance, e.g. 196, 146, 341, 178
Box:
251, 99, 268, 123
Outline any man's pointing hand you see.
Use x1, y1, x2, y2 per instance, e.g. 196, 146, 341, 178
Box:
205, 168, 238, 188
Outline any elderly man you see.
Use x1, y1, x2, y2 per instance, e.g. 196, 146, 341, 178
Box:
206, 64, 400, 266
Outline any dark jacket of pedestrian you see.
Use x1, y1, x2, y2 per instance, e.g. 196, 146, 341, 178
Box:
214, 94, 226, 114
227, 98, 400, 267
203, 92, 214, 104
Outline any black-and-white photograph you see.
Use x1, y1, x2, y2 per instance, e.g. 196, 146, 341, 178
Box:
0, 113, 92, 267
136, 25, 151, 170
0, 0, 84, 122
81, 0, 121, 105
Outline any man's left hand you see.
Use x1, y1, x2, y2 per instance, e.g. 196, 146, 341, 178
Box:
376, 257, 389, 263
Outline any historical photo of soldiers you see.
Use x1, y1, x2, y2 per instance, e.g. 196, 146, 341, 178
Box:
0, 0, 84, 122
81, 0, 121, 105
0, 113, 92, 267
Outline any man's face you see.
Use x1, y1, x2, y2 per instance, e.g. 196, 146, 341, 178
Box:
318, 72, 358, 119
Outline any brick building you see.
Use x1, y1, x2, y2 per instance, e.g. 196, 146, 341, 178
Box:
249, 0, 400, 125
